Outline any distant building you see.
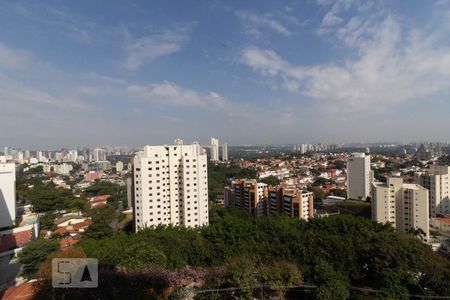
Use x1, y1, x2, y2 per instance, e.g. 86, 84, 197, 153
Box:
210, 137, 219, 161
372, 177, 429, 241
92, 148, 107, 162
431, 217, 450, 233
0, 159, 16, 228
85, 171, 102, 181
132, 142, 209, 231
416, 165, 450, 217
116, 161, 124, 172
415, 143, 442, 161
347, 153, 372, 200
222, 142, 228, 161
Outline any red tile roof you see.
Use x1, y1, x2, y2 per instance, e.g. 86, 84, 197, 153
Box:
90, 194, 111, 202
436, 218, 450, 225
0, 229, 33, 253
51, 220, 91, 236
0, 282, 35, 300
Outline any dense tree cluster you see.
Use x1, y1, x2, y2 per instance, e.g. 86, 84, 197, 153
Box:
208, 164, 257, 201
71, 207, 450, 299
18, 239, 59, 279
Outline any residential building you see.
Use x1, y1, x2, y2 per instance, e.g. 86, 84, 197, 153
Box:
116, 161, 124, 172
133, 142, 209, 231
431, 217, 450, 233
282, 188, 314, 220
224, 186, 235, 207
0, 159, 16, 228
230, 179, 268, 216
210, 137, 219, 161
92, 148, 107, 162
85, 171, 102, 181
227, 181, 314, 220
415, 165, 450, 217
268, 186, 314, 220
222, 143, 228, 161
347, 153, 372, 200
372, 177, 430, 241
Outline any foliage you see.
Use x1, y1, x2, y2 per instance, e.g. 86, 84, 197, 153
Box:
208, 164, 257, 201
259, 175, 280, 186
84, 180, 127, 209
83, 204, 117, 239
308, 186, 324, 200
312, 177, 336, 186
18, 239, 59, 278
330, 188, 347, 198
76, 207, 450, 299
39, 212, 58, 230
86, 204, 116, 225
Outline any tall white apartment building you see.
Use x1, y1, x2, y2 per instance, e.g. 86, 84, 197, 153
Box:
210, 137, 219, 161
0, 157, 16, 228
347, 153, 372, 200
372, 177, 429, 241
133, 142, 209, 231
222, 143, 228, 161
416, 165, 450, 217
92, 148, 107, 162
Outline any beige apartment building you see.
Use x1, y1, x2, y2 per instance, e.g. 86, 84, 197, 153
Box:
415, 165, 450, 217
225, 180, 314, 220
372, 177, 429, 241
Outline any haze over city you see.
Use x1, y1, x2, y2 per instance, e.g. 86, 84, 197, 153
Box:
1, 0, 450, 148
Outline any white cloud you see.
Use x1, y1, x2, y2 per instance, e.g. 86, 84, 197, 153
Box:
242, 15, 450, 113
126, 81, 228, 110
123, 27, 190, 70
236, 11, 292, 37
321, 12, 344, 27
0, 43, 34, 70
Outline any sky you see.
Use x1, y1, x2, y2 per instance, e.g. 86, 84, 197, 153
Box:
0, 0, 450, 149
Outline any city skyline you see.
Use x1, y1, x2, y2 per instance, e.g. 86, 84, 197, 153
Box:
1, 0, 450, 148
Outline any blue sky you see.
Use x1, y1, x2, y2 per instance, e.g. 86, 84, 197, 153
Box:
0, 0, 450, 149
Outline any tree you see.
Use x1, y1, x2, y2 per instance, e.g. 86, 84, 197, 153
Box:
18, 239, 59, 278
312, 260, 350, 300
259, 175, 280, 186
84, 223, 113, 239
87, 204, 116, 225
309, 186, 324, 200
330, 189, 347, 198
258, 261, 302, 299
39, 212, 57, 230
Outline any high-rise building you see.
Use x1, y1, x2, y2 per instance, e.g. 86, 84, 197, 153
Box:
0, 158, 16, 228
37, 151, 46, 162
116, 161, 124, 172
92, 148, 107, 162
416, 165, 450, 217
132, 142, 209, 231
68, 150, 78, 162
222, 143, 228, 161
227, 181, 315, 220
229, 179, 268, 216
210, 137, 219, 161
372, 177, 429, 241
268, 186, 314, 220
347, 153, 372, 200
